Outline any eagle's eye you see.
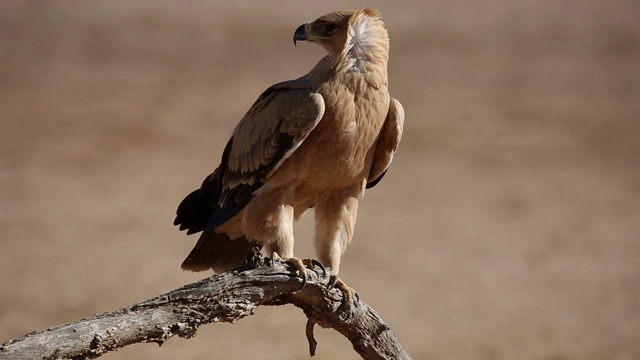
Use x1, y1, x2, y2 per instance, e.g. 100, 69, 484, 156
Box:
323, 24, 338, 35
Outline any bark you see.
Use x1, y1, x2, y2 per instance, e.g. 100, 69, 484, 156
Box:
0, 251, 411, 360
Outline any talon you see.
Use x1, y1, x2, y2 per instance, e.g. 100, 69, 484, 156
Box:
303, 258, 327, 278
345, 307, 353, 321
299, 273, 308, 290
327, 275, 357, 320
285, 257, 309, 290
273, 255, 323, 290
327, 274, 339, 289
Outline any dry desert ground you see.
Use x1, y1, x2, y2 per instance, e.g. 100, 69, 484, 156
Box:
1, 1, 639, 359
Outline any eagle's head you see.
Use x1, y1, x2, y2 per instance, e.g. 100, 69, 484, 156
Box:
293, 8, 389, 60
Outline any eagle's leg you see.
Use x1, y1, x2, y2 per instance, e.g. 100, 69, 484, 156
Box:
245, 187, 325, 287
314, 185, 362, 318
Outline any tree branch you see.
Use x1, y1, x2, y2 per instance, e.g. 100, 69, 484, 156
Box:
0, 252, 411, 360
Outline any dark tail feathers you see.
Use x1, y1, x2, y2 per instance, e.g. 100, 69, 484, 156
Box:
174, 189, 213, 235
175, 169, 255, 272
181, 231, 255, 273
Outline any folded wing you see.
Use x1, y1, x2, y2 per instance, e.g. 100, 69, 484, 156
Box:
175, 79, 325, 235
367, 98, 405, 189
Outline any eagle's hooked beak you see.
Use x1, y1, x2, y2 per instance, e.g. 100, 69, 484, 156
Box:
293, 24, 308, 46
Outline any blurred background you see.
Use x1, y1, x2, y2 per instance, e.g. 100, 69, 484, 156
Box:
1, 0, 639, 359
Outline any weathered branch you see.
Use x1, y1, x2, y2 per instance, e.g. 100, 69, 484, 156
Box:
0, 251, 411, 360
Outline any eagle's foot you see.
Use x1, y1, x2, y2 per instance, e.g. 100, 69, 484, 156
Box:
328, 275, 359, 320
302, 258, 327, 279
272, 254, 326, 290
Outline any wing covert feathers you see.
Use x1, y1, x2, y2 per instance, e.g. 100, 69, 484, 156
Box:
210, 80, 324, 231
223, 80, 325, 191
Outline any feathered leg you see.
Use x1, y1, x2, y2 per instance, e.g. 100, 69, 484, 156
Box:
314, 184, 361, 316
243, 187, 323, 287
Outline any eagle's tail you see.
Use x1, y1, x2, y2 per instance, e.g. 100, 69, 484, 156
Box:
181, 231, 255, 273
175, 169, 256, 272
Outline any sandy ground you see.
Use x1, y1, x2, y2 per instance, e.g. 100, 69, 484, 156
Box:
1, 1, 639, 359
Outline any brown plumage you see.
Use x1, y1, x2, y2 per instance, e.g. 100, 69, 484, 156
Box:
175, 8, 404, 291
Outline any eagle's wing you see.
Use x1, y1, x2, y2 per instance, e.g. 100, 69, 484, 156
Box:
175, 79, 325, 234
367, 98, 404, 188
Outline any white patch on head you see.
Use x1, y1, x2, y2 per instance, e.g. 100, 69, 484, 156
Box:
344, 10, 387, 69
347, 16, 376, 56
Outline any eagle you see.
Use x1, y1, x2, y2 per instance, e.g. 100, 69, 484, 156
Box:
174, 8, 404, 310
